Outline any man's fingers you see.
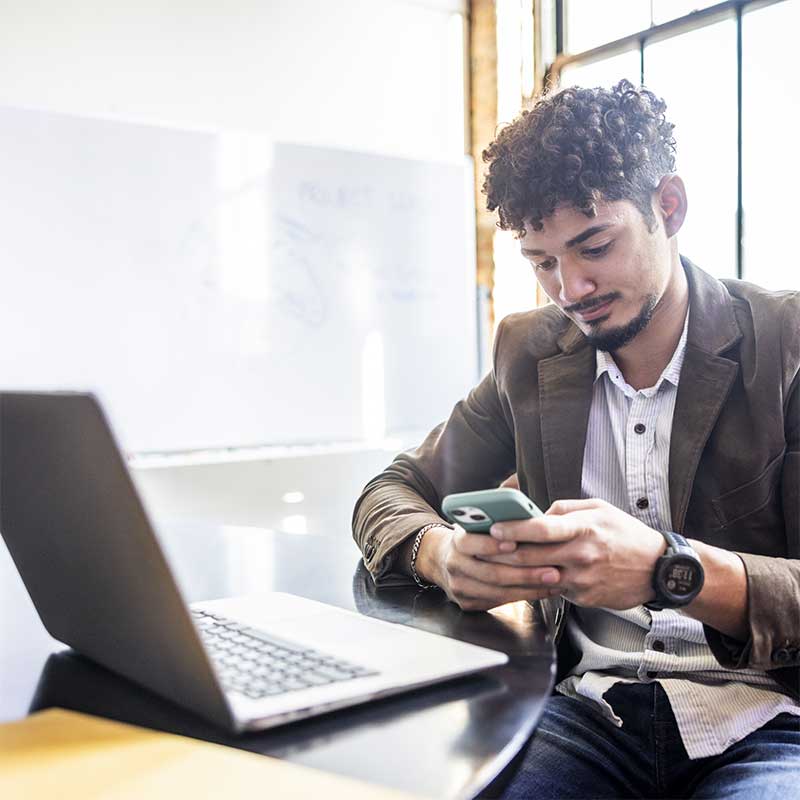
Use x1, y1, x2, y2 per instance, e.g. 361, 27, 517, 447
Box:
478, 541, 569, 567
490, 511, 593, 544
500, 472, 520, 490
546, 497, 608, 515
447, 574, 561, 610
456, 554, 560, 588
454, 527, 517, 556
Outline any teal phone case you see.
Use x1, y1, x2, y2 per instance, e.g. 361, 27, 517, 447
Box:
441, 487, 544, 533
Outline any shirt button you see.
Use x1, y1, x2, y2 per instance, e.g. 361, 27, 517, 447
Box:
772, 647, 792, 665
636, 497, 649, 510
653, 640, 665, 652
634, 423, 646, 434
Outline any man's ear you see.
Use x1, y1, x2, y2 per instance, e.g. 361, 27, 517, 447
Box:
654, 174, 687, 237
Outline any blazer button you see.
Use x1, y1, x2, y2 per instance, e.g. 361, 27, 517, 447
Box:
772, 646, 792, 665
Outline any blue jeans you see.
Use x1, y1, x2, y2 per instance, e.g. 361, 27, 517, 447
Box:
500, 682, 800, 799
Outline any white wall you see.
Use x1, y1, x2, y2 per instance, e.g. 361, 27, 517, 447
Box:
0, 0, 468, 532
0, 0, 466, 159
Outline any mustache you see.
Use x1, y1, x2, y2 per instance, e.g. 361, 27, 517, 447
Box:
564, 292, 620, 314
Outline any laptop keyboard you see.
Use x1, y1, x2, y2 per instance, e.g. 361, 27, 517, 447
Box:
191, 609, 378, 700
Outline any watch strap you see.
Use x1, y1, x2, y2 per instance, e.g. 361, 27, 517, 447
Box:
661, 531, 690, 554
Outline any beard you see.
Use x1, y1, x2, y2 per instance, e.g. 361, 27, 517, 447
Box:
583, 293, 658, 352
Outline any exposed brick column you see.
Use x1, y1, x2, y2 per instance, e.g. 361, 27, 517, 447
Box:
468, 0, 498, 335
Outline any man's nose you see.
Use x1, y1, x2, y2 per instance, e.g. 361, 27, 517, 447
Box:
558, 264, 597, 307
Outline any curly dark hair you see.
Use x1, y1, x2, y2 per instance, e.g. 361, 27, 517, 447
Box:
482, 79, 676, 237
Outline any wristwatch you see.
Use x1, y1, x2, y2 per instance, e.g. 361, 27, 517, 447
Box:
644, 531, 705, 611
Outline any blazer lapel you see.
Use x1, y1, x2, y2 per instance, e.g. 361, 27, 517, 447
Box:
538, 326, 595, 504
669, 259, 743, 532
669, 348, 739, 532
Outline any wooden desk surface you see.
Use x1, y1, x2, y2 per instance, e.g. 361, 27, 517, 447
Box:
1, 520, 554, 799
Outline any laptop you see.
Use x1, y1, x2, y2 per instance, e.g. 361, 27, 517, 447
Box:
0, 392, 507, 732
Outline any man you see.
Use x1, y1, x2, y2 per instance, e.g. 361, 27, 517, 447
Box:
352, 80, 799, 797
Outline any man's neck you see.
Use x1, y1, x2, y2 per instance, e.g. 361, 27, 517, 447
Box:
612, 262, 689, 391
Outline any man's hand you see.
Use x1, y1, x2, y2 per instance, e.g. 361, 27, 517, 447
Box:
485, 498, 666, 610
414, 524, 562, 611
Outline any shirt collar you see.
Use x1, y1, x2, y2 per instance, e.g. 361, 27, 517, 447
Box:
595, 305, 690, 398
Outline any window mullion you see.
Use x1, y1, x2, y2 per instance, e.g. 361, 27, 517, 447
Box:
736, 3, 744, 280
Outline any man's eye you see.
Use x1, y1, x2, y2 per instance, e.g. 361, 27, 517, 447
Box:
535, 260, 556, 272
582, 242, 612, 258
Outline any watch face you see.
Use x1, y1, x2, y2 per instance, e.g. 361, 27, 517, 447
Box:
658, 556, 704, 600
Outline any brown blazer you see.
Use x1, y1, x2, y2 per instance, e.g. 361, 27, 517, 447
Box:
353, 259, 800, 699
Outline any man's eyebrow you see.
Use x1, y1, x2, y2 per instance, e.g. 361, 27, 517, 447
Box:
521, 224, 614, 257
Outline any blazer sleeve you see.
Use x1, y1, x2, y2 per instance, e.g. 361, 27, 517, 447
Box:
352, 320, 517, 587
705, 301, 800, 674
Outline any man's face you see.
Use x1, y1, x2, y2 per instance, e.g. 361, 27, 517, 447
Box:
519, 199, 672, 352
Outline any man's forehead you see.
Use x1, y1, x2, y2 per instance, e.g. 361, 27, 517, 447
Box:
521, 201, 629, 246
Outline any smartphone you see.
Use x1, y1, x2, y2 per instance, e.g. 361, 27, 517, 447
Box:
441, 487, 544, 533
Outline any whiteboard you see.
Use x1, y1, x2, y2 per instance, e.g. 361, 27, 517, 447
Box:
0, 106, 478, 452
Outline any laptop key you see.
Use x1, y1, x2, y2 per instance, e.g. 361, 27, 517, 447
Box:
348, 666, 377, 677
303, 673, 334, 686
279, 677, 312, 691
283, 653, 305, 663
242, 628, 309, 652
248, 684, 285, 697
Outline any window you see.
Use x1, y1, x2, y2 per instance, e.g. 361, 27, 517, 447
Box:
651, 1, 722, 25
560, 49, 640, 89
644, 17, 738, 277
565, 0, 650, 54
741, 0, 800, 289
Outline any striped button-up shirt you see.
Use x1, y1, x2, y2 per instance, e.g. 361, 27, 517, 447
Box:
555, 307, 800, 759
